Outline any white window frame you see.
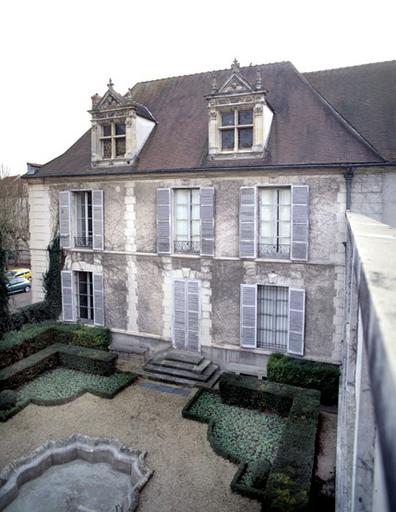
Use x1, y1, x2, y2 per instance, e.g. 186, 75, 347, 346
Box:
256, 284, 289, 351
171, 187, 201, 255
258, 186, 291, 260
219, 107, 254, 153
172, 278, 201, 351
74, 190, 93, 249
75, 271, 94, 323
99, 121, 126, 159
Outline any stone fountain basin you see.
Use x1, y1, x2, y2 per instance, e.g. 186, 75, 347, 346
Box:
0, 434, 153, 512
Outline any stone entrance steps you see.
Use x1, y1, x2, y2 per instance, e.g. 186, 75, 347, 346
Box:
139, 350, 221, 388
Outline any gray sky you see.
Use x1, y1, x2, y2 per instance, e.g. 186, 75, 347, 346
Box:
1, 0, 395, 176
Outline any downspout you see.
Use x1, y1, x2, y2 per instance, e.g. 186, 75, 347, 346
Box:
344, 168, 354, 210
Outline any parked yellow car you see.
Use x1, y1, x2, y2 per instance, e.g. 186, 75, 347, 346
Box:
6, 268, 32, 281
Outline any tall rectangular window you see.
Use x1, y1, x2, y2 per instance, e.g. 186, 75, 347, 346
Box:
257, 285, 288, 350
75, 191, 93, 248
76, 271, 94, 322
174, 189, 200, 254
259, 188, 291, 259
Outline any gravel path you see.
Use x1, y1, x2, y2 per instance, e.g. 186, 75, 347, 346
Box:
0, 381, 260, 512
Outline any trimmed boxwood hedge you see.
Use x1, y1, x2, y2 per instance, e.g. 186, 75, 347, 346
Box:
184, 374, 321, 510
9, 302, 52, 331
267, 353, 340, 405
0, 322, 111, 369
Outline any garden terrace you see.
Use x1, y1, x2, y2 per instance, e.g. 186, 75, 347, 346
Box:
183, 373, 320, 510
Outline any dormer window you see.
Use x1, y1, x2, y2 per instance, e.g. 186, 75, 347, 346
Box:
220, 109, 253, 151
100, 122, 126, 159
206, 60, 273, 160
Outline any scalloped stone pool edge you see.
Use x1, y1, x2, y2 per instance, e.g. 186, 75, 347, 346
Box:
0, 434, 153, 511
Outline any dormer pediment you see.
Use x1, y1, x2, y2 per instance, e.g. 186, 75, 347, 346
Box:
218, 72, 254, 95
95, 90, 125, 110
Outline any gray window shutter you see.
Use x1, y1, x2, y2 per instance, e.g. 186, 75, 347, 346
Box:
59, 191, 71, 249
61, 270, 74, 322
174, 279, 186, 349
200, 187, 215, 256
186, 280, 200, 351
92, 190, 104, 251
157, 188, 171, 254
240, 284, 257, 348
239, 187, 257, 258
291, 186, 309, 261
93, 273, 104, 326
287, 288, 305, 355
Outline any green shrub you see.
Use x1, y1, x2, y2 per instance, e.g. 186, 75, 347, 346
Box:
0, 389, 17, 410
267, 353, 340, 405
219, 373, 293, 416
10, 302, 53, 331
0, 322, 111, 367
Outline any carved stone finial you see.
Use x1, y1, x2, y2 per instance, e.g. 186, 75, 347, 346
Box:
211, 77, 218, 94
107, 78, 114, 89
126, 87, 134, 99
91, 93, 101, 108
255, 69, 262, 90
231, 58, 240, 73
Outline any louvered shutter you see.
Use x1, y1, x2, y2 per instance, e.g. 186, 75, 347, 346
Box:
157, 188, 171, 254
240, 284, 257, 348
291, 186, 309, 261
92, 190, 104, 251
93, 273, 104, 326
287, 288, 305, 355
186, 280, 200, 351
61, 270, 74, 321
200, 187, 215, 256
239, 187, 257, 258
59, 191, 71, 249
174, 280, 186, 349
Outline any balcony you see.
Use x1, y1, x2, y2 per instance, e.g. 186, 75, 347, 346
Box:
173, 240, 200, 255
74, 236, 93, 249
258, 243, 290, 259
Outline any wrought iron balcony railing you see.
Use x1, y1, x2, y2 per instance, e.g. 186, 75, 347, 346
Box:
174, 240, 200, 254
258, 243, 290, 259
74, 236, 93, 249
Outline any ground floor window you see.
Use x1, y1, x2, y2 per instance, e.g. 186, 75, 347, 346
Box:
76, 271, 94, 322
257, 285, 288, 351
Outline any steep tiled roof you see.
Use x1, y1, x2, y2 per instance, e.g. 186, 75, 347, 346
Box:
31, 61, 385, 178
305, 60, 396, 161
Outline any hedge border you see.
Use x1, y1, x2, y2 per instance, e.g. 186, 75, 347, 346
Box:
0, 371, 136, 422
0, 343, 117, 391
267, 353, 340, 405
0, 322, 112, 370
182, 375, 320, 510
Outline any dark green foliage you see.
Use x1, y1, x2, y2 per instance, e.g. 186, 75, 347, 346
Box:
42, 236, 64, 319
267, 353, 340, 405
0, 343, 116, 391
184, 375, 320, 510
0, 389, 17, 410
219, 373, 293, 416
0, 232, 10, 337
182, 387, 287, 501
0, 368, 136, 421
0, 322, 111, 369
9, 302, 52, 331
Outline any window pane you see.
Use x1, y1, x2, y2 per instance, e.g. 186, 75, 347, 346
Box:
279, 205, 291, 221
176, 220, 189, 239
221, 111, 234, 126
238, 110, 253, 125
221, 129, 234, 150
191, 220, 200, 239
115, 137, 126, 156
279, 188, 291, 205
191, 204, 200, 220
176, 204, 188, 220
102, 125, 111, 137
115, 123, 126, 135
238, 127, 253, 148
260, 189, 273, 205
260, 205, 273, 221
279, 222, 291, 237
175, 189, 189, 205
102, 139, 111, 158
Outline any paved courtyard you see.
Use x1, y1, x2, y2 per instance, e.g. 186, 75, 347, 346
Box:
0, 382, 260, 512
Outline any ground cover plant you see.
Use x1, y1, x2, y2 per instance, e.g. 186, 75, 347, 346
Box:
183, 374, 321, 510
0, 368, 136, 421
185, 388, 287, 491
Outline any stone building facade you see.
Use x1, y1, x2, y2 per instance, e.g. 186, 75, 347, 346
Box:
26, 60, 396, 374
